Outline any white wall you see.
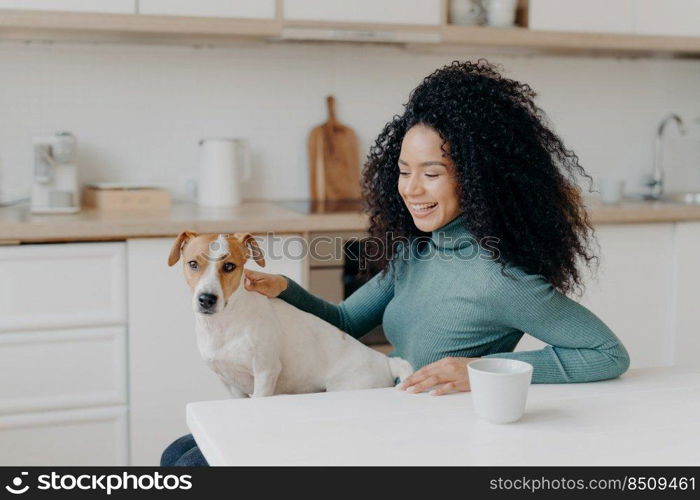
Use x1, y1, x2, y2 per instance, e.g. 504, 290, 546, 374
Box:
0, 40, 699, 203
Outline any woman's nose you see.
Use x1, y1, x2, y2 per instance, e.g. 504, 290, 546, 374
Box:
403, 174, 424, 196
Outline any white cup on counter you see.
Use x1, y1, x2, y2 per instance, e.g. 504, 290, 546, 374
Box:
598, 178, 625, 204
468, 358, 533, 424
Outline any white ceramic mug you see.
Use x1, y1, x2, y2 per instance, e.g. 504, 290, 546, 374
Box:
468, 358, 533, 424
598, 179, 625, 204
483, 0, 518, 27
449, 0, 484, 26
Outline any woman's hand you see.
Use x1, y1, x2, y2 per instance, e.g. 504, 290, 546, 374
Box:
397, 357, 479, 396
243, 270, 288, 298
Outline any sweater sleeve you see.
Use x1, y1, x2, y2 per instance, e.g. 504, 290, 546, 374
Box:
277, 267, 396, 340
482, 268, 631, 384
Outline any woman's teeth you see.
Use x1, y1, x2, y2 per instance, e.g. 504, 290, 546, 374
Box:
411, 202, 438, 212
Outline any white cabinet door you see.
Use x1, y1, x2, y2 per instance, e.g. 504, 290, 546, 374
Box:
634, 0, 700, 37
515, 223, 676, 364
0, 327, 126, 415
127, 235, 304, 465
0, 241, 128, 466
0, 1, 135, 14
673, 222, 700, 367
0, 406, 127, 466
0, 242, 126, 332
284, 0, 443, 25
578, 224, 675, 368
529, 0, 634, 34
139, 0, 276, 19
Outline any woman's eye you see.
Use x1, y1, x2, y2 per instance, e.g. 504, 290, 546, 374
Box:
222, 262, 236, 273
425, 173, 439, 178
398, 171, 410, 176
188, 260, 198, 271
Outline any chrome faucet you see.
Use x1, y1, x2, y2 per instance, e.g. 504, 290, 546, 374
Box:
646, 114, 686, 200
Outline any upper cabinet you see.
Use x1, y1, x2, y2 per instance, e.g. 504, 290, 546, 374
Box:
0, 0, 699, 57
529, 0, 634, 34
529, 0, 700, 37
138, 0, 276, 19
0, 0, 136, 14
283, 0, 443, 26
634, 0, 700, 37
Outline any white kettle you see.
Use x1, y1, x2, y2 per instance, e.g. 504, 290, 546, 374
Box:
197, 138, 252, 208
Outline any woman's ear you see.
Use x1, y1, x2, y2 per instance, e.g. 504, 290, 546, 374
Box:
168, 230, 198, 267
233, 232, 266, 268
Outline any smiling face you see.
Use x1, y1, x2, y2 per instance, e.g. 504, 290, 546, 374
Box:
168, 231, 265, 315
398, 124, 462, 232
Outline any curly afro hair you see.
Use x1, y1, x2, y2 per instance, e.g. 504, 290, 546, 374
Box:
361, 59, 596, 295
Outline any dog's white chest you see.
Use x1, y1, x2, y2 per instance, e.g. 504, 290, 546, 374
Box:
195, 321, 256, 395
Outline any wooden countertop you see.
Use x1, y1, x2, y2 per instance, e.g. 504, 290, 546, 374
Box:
1, 199, 700, 243
0, 201, 366, 243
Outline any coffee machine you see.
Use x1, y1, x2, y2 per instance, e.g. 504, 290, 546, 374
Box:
31, 132, 80, 214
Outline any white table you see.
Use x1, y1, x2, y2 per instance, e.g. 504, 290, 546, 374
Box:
186, 367, 700, 466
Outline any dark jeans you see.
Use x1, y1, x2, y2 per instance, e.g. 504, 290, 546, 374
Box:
160, 434, 209, 467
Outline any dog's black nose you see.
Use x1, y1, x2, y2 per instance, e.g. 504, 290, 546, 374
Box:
198, 293, 218, 310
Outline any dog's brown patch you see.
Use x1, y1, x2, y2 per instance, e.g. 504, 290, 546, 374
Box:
169, 231, 266, 303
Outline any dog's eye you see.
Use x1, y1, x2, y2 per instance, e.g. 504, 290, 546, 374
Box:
188, 260, 199, 271
222, 262, 236, 273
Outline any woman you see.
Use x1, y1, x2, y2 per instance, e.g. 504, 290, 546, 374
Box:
161, 59, 629, 466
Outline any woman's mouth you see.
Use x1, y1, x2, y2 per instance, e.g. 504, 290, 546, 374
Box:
409, 202, 438, 217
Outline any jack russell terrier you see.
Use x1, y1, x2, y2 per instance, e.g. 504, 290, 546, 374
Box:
168, 231, 413, 398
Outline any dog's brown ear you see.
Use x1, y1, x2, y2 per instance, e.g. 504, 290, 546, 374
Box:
168, 230, 198, 267
233, 232, 266, 268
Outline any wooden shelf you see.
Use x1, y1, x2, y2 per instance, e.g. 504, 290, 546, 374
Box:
0, 9, 282, 44
441, 25, 700, 57
1, 9, 700, 58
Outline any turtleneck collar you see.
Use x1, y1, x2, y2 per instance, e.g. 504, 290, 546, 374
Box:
429, 212, 473, 250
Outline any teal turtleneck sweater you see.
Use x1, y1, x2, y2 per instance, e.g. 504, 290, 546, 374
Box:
278, 214, 630, 384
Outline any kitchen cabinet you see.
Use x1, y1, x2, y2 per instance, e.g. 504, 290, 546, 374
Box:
283, 0, 443, 26
138, 0, 276, 19
0, 242, 126, 332
577, 224, 676, 368
475, 223, 678, 368
529, 0, 700, 38
528, 0, 634, 34
673, 222, 700, 367
0, 327, 126, 415
0, 242, 128, 466
634, 0, 700, 37
127, 235, 305, 465
0, 0, 135, 14
1, 2, 699, 57
0, 407, 127, 466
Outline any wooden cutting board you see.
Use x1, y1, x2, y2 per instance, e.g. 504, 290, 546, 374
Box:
308, 96, 361, 201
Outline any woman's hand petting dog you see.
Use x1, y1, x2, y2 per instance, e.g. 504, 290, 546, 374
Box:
243, 270, 289, 298
397, 357, 480, 396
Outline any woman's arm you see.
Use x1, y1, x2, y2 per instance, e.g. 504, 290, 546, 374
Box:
483, 269, 631, 384
276, 268, 395, 340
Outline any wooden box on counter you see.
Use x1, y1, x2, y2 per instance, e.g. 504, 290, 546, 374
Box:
83, 184, 171, 211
